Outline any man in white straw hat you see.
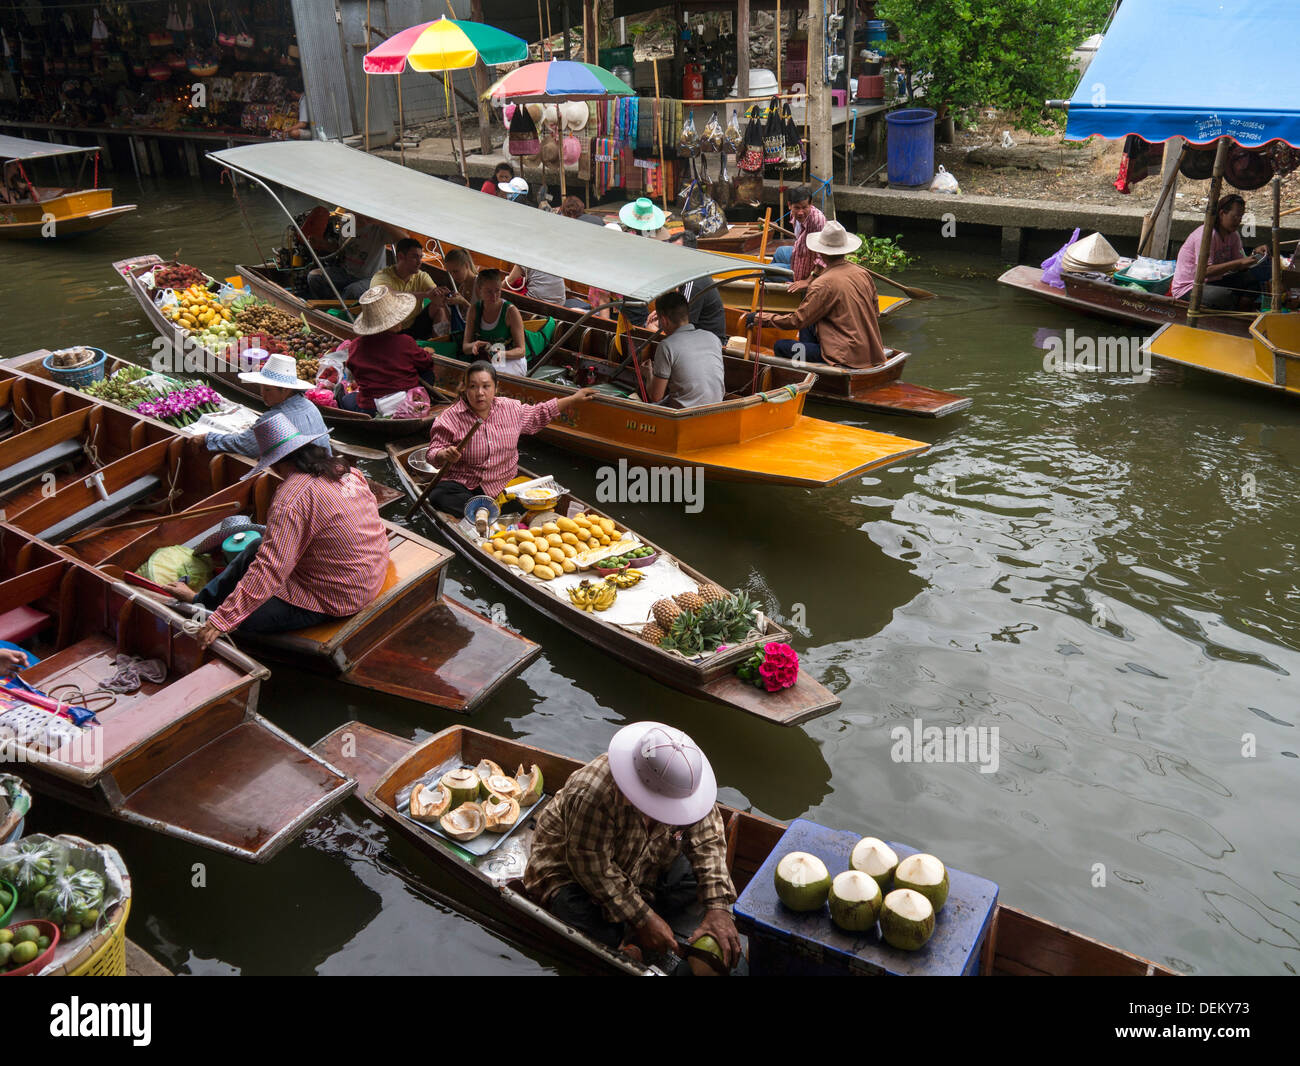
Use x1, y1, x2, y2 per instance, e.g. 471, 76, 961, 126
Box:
201, 350, 332, 460
338, 285, 435, 414
524, 721, 742, 972
748, 220, 889, 368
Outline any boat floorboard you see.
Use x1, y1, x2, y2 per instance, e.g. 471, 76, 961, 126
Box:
1148, 324, 1300, 395
312, 721, 413, 797
834, 381, 972, 418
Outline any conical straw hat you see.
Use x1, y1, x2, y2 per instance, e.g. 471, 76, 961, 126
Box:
1063, 231, 1119, 269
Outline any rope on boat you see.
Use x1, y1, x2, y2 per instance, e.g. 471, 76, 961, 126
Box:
84, 422, 103, 470
16, 394, 34, 430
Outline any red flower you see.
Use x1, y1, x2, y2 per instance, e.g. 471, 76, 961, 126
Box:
758, 642, 799, 692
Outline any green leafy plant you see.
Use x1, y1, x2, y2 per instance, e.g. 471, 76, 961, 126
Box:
849, 235, 914, 273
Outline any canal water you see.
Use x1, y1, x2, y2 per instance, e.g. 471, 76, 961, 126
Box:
1, 174, 1295, 976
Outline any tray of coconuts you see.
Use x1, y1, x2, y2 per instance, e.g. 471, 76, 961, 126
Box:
396, 757, 546, 857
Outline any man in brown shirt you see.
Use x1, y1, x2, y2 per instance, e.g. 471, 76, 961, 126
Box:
751, 221, 888, 368
523, 722, 741, 971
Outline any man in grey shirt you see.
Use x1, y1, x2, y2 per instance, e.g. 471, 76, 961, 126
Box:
647, 291, 725, 408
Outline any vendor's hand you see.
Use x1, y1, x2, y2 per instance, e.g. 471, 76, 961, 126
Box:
166, 581, 197, 603
1253, 245, 1269, 257
689, 908, 742, 970
434, 446, 461, 466
196, 623, 220, 651
630, 910, 678, 958
0, 648, 26, 674
572, 387, 598, 403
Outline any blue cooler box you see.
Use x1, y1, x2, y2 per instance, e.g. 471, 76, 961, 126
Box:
734, 818, 999, 976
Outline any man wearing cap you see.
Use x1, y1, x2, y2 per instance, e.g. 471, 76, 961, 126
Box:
200, 351, 332, 459
749, 221, 888, 368
524, 721, 742, 971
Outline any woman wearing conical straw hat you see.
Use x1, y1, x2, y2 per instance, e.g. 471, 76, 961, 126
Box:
338, 285, 435, 414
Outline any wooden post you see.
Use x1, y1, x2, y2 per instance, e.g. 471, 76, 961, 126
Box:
1271, 173, 1283, 312
807, 0, 833, 209
743, 208, 772, 361
736, 0, 750, 99
652, 59, 668, 214
562, 0, 572, 60
449, 75, 468, 178
583, 0, 598, 64
1186, 137, 1230, 326
1137, 136, 1183, 259
472, 0, 493, 155
397, 76, 406, 165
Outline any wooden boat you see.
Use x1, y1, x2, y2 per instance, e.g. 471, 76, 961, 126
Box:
313, 720, 1182, 976
389, 443, 839, 725
1145, 310, 1300, 397
997, 264, 1250, 337
0, 375, 540, 713
111, 254, 436, 443
0, 135, 136, 240
0, 523, 354, 861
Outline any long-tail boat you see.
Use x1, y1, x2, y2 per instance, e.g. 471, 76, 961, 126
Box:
312, 720, 1181, 976
0, 135, 136, 240
390, 443, 838, 725
0, 523, 354, 861
1145, 309, 1300, 397
205, 142, 931, 485
0, 359, 540, 713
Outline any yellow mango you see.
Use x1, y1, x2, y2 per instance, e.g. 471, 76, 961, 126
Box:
517, 540, 539, 557
561, 544, 577, 558
560, 532, 580, 547
556, 517, 579, 534
588, 537, 600, 549
546, 533, 563, 547
547, 546, 566, 564
561, 559, 577, 573
519, 554, 535, 573
533, 564, 556, 580
598, 518, 616, 535
542, 521, 560, 535
598, 534, 611, 546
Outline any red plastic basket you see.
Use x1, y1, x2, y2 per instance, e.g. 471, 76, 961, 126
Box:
2, 919, 60, 977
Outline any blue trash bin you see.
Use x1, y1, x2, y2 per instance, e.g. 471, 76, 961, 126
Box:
886, 108, 936, 187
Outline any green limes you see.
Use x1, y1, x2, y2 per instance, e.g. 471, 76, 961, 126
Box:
0, 887, 12, 908
0, 929, 13, 944
61, 924, 81, 939
0, 942, 11, 966
36, 935, 50, 950
81, 909, 99, 926
10, 940, 38, 966
15, 924, 40, 943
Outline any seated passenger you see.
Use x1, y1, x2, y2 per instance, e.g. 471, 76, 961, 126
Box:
440, 247, 477, 337
463, 268, 528, 375
339, 286, 433, 413
370, 237, 443, 340
199, 351, 332, 458
646, 291, 724, 408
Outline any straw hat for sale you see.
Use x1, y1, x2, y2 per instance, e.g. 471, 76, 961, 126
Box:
1061, 232, 1119, 273
619, 197, 667, 232
352, 285, 417, 336
805, 220, 863, 257
560, 100, 589, 131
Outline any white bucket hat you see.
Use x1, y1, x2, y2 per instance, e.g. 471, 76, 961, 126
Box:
499, 176, 529, 199
805, 220, 862, 257
607, 721, 717, 826
236, 351, 313, 390
352, 285, 418, 336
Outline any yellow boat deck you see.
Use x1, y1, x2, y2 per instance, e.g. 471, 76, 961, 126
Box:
1147, 312, 1300, 396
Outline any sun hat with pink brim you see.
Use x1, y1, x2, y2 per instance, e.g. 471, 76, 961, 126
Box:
607, 721, 717, 826
239, 411, 330, 481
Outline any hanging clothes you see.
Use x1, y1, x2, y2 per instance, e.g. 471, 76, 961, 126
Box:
1113, 135, 1160, 194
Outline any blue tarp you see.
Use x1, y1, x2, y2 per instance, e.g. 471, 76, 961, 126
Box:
1064, 0, 1300, 147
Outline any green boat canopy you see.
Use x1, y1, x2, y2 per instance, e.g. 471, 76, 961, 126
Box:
208, 142, 747, 301
0, 134, 101, 161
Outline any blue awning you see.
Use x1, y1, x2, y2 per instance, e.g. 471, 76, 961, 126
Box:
1064, 0, 1300, 147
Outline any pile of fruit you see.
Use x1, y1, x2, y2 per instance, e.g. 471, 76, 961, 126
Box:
407, 758, 544, 843
0, 839, 106, 943
232, 301, 307, 341
599, 546, 656, 569
162, 284, 243, 352
482, 514, 621, 581
773, 839, 950, 951
151, 263, 207, 290
0, 924, 51, 972
642, 586, 755, 652
81, 365, 154, 409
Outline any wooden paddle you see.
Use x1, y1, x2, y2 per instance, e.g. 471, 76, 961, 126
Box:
63, 501, 240, 547
742, 208, 773, 362
405, 418, 482, 520
762, 220, 938, 300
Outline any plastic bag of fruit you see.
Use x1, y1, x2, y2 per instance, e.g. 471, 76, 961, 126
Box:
0, 839, 58, 905
34, 868, 105, 938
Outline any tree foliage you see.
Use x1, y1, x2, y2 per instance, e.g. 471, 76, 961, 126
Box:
875, 0, 1114, 115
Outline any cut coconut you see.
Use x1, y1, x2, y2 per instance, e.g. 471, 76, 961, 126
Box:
773, 851, 831, 912
515, 763, 544, 806
439, 801, 486, 842
474, 758, 505, 783
440, 767, 482, 806
687, 934, 727, 977
483, 793, 521, 833
828, 870, 883, 932
484, 773, 523, 800
893, 853, 949, 912
409, 782, 451, 823
849, 837, 899, 892
879, 888, 935, 951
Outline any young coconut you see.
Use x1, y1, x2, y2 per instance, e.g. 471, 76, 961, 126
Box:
439, 801, 486, 842
893, 853, 949, 912
440, 767, 482, 806
515, 764, 544, 806
483, 793, 521, 833
409, 782, 452, 823
849, 836, 899, 893
686, 934, 727, 977
773, 852, 831, 912
483, 773, 523, 801
474, 758, 506, 784
828, 870, 883, 932
879, 888, 935, 951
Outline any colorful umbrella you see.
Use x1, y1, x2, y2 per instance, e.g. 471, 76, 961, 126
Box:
363, 18, 527, 74
487, 60, 634, 103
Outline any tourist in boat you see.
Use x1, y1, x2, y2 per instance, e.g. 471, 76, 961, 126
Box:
480, 162, 515, 196
424, 361, 595, 516
438, 247, 477, 338
462, 268, 530, 373
664, 230, 728, 342
167, 413, 390, 649
0, 163, 32, 204
338, 286, 434, 413
523, 721, 742, 972
749, 222, 887, 367
307, 213, 401, 302
1172, 194, 1272, 310
770, 186, 826, 282
370, 237, 446, 340
200, 352, 332, 459
645, 291, 724, 408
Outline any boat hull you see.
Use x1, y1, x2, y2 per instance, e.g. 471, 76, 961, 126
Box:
0, 190, 136, 240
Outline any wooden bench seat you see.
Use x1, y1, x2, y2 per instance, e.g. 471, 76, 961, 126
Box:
0, 605, 51, 644
0, 438, 83, 494
37, 475, 163, 544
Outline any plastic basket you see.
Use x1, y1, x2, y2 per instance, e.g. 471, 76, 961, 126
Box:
69, 896, 130, 976
42, 348, 107, 388
1112, 268, 1172, 295
2, 919, 60, 976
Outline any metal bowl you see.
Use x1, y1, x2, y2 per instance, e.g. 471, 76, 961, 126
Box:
407, 454, 438, 478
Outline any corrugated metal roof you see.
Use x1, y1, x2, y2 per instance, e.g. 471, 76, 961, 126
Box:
0, 135, 99, 161
208, 141, 746, 300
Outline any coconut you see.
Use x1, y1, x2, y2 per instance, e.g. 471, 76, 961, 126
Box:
687, 934, 727, 977
440, 767, 481, 806
879, 889, 935, 951
828, 870, 883, 932
409, 782, 451, 823
515, 763, 544, 806
893, 853, 949, 912
849, 836, 899, 893
484, 773, 522, 800
474, 758, 505, 783
439, 801, 486, 842
483, 794, 521, 833
773, 852, 831, 912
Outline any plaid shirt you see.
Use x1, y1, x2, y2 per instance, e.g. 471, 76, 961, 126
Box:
523, 754, 736, 927
790, 204, 827, 282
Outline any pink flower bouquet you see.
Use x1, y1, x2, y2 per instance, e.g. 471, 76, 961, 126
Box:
736, 641, 799, 692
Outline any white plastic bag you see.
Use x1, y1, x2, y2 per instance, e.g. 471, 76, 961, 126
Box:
373, 390, 409, 417
929, 165, 960, 194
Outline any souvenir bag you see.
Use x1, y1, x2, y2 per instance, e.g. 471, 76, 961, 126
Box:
679, 166, 726, 237
508, 104, 540, 156
782, 103, 805, 170
702, 109, 725, 153
722, 108, 743, 155
763, 103, 785, 166
738, 105, 765, 173
714, 149, 734, 208
678, 111, 699, 157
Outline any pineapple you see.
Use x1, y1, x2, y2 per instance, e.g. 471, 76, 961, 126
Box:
641, 622, 666, 646
698, 583, 729, 605
652, 598, 682, 629
675, 589, 706, 613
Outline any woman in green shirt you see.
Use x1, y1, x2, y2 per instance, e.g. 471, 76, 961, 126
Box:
462, 268, 527, 376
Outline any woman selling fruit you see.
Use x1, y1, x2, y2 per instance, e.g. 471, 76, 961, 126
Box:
425, 361, 596, 517
339, 285, 436, 413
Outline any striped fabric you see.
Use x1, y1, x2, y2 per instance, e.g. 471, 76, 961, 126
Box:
209, 470, 390, 632
425, 394, 560, 500
790, 204, 827, 282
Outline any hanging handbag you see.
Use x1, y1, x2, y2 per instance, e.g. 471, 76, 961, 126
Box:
763, 103, 785, 166
783, 103, 805, 170
508, 104, 540, 157
738, 105, 765, 173
713, 152, 734, 208
723, 108, 743, 155
702, 109, 725, 153
678, 111, 699, 157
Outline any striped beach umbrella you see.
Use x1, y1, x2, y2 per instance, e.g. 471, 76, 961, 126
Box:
487, 60, 634, 103
363, 18, 527, 74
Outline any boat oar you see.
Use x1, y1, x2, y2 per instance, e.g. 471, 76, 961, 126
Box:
759, 219, 938, 301
405, 418, 482, 520
63, 500, 240, 547
742, 208, 773, 363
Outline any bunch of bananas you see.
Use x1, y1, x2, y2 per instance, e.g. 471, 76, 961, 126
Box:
605, 570, 643, 589
569, 580, 617, 612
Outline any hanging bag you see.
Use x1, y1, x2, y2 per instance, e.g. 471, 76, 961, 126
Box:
702, 109, 725, 153
508, 104, 540, 157
782, 103, 804, 170
763, 103, 785, 166
738, 105, 765, 173
678, 111, 699, 158
723, 108, 743, 155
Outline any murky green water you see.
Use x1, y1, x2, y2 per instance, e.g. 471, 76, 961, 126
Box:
2, 174, 1296, 976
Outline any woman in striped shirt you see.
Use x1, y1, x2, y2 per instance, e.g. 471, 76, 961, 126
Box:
425, 361, 596, 516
